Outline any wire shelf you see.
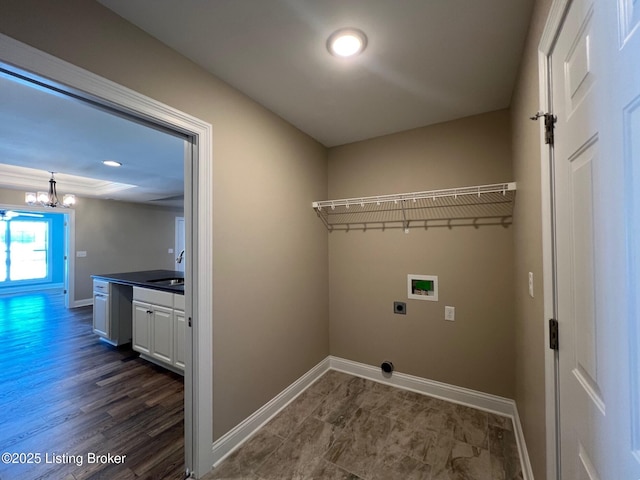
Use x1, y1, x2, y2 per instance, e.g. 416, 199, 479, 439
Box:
312, 182, 516, 231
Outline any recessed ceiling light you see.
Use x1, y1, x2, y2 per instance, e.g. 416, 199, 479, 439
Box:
327, 28, 367, 58
103, 160, 122, 167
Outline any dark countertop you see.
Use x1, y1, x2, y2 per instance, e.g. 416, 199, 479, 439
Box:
91, 269, 185, 295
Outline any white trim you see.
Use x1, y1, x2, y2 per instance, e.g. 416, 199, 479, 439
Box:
539, 2, 571, 479
0, 201, 75, 306
72, 297, 93, 308
540, 0, 572, 52
0, 283, 63, 295
65, 209, 75, 310
211, 357, 331, 467
329, 356, 514, 415
210, 355, 533, 480
407, 274, 439, 302
0, 164, 137, 197
330, 357, 533, 480
0, 33, 214, 477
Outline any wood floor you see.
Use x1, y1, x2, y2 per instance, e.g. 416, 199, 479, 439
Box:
0, 291, 185, 480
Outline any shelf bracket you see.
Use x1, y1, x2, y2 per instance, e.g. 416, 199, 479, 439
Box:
400, 199, 409, 233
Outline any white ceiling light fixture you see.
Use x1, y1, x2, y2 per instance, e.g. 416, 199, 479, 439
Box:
327, 28, 368, 57
103, 160, 122, 167
25, 171, 76, 208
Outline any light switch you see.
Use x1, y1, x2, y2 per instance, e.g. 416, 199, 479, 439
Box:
528, 272, 534, 298
168, 248, 174, 254
445, 306, 455, 321
76, 251, 87, 258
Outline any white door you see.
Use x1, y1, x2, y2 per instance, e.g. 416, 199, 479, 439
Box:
550, 0, 640, 478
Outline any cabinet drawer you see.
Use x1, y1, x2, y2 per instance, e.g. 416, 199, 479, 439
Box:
93, 279, 110, 293
133, 287, 173, 307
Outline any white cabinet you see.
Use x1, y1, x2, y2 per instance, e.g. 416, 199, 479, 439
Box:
132, 287, 185, 374
93, 279, 132, 346
93, 290, 109, 338
151, 305, 173, 364
132, 301, 152, 355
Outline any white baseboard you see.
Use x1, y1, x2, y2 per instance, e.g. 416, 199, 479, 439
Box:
72, 298, 93, 308
211, 356, 331, 467
210, 355, 533, 480
329, 356, 533, 480
0, 284, 64, 295
330, 356, 514, 415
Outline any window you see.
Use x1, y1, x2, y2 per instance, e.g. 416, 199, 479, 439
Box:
0, 218, 52, 285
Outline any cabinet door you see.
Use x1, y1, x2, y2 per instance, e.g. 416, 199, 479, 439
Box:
93, 293, 110, 338
151, 306, 173, 364
132, 301, 151, 355
174, 310, 186, 371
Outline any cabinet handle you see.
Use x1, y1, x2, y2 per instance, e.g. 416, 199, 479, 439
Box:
146, 310, 153, 314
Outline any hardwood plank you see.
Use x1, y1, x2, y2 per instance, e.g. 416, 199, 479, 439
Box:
0, 291, 185, 480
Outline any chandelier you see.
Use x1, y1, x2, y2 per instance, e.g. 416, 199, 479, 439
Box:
25, 172, 76, 208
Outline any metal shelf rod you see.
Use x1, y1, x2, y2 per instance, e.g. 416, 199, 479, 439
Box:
312, 182, 516, 210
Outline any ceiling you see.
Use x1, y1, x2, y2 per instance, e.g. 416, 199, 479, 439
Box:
0, 72, 185, 207
0, 1, 534, 206
99, 0, 535, 147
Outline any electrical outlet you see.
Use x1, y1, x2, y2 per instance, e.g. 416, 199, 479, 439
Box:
528, 272, 534, 298
394, 302, 406, 315
445, 306, 455, 321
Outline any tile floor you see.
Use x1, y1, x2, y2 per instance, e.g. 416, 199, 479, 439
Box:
203, 370, 523, 480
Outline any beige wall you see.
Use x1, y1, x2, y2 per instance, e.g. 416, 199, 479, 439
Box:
0, 188, 181, 301
0, 0, 329, 440
510, 0, 553, 478
72, 198, 181, 301
1, 1, 558, 473
327, 110, 516, 398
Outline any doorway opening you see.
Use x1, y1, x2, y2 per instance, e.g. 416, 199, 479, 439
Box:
1, 212, 56, 286
0, 206, 74, 305
0, 32, 214, 477
1, 49, 210, 480
0, 65, 191, 475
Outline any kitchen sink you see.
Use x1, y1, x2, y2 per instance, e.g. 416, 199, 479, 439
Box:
147, 277, 184, 286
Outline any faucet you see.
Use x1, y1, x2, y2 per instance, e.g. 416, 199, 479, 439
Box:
176, 249, 185, 264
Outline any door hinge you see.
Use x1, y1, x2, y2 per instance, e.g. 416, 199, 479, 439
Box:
549, 319, 559, 350
530, 111, 557, 146
188, 316, 192, 327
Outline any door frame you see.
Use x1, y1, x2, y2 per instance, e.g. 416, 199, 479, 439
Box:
0, 203, 74, 305
0, 34, 214, 477
538, 1, 572, 479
